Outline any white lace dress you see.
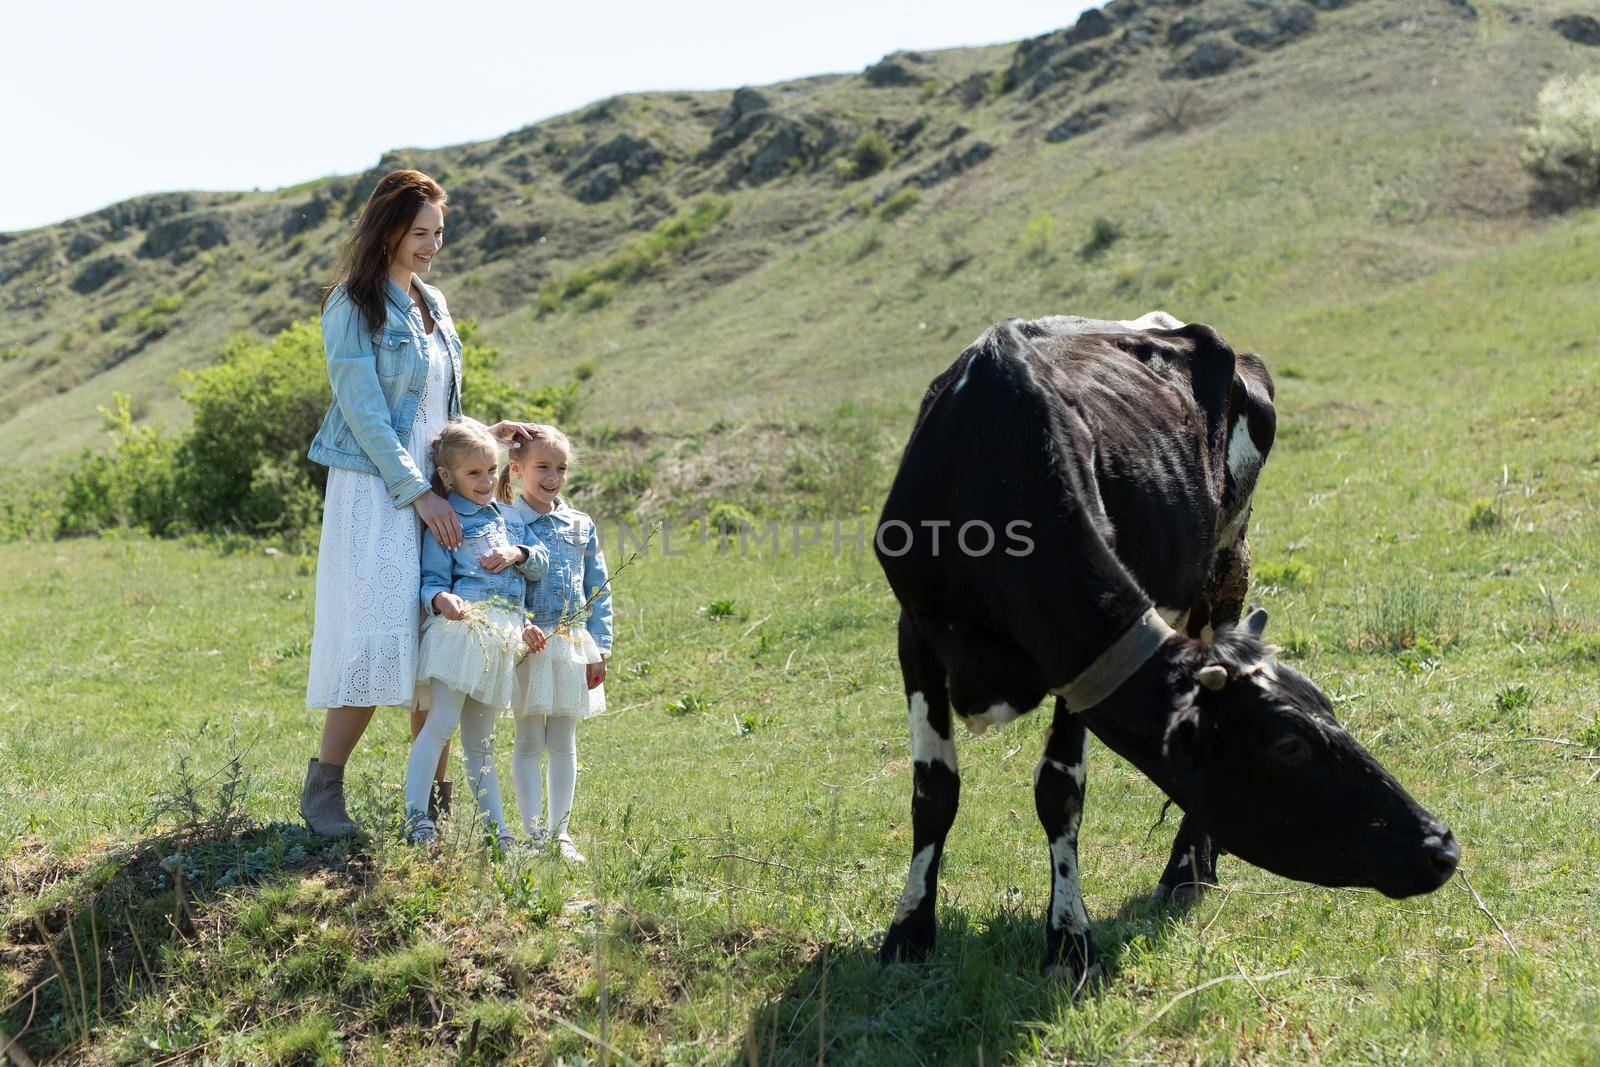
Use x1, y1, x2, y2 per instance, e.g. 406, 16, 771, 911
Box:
306, 328, 451, 710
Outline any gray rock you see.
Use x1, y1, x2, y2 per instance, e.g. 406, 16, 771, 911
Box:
72, 253, 132, 294
904, 140, 994, 188
571, 163, 623, 203
566, 133, 665, 185
954, 72, 990, 107
1172, 35, 1251, 78
1066, 8, 1114, 43
67, 230, 104, 260
1045, 101, 1121, 143
1554, 13, 1600, 44
137, 213, 230, 262
864, 58, 921, 87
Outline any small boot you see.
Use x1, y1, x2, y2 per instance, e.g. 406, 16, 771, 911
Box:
300, 758, 360, 838
428, 779, 453, 823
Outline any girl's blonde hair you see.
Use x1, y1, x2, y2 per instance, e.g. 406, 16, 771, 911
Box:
430, 418, 500, 497
498, 424, 577, 503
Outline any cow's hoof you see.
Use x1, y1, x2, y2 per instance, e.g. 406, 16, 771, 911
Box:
1042, 930, 1101, 995
878, 919, 934, 964
1152, 879, 1210, 908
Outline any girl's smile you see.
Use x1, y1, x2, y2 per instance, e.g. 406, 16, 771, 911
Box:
442, 447, 498, 506
513, 439, 570, 513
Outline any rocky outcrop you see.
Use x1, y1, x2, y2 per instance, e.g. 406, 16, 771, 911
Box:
563, 134, 666, 203
1170, 35, 1252, 78
1553, 13, 1600, 45
72, 253, 134, 294
702, 95, 847, 187
136, 213, 230, 262
904, 139, 994, 189
1045, 101, 1124, 142
864, 51, 931, 87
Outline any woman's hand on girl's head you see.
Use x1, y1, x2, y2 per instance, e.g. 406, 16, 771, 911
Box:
414, 491, 462, 549
586, 659, 606, 690
433, 591, 469, 620
523, 623, 547, 653
489, 421, 541, 445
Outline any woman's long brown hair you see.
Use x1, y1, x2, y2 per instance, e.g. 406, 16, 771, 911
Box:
322, 170, 448, 335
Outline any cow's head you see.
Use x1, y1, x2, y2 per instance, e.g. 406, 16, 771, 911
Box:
1162, 610, 1458, 898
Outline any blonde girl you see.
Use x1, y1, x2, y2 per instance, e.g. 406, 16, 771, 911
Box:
407, 419, 548, 846
499, 427, 611, 861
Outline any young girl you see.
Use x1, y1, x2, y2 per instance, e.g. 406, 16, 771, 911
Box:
499, 426, 612, 862
407, 419, 549, 846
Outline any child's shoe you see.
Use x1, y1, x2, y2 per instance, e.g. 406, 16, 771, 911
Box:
407, 816, 438, 845
555, 835, 586, 864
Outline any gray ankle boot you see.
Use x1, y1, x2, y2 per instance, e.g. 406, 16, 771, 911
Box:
300, 758, 360, 838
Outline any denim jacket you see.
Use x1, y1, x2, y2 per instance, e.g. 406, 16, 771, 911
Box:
511, 497, 612, 655
419, 494, 549, 616
307, 274, 464, 508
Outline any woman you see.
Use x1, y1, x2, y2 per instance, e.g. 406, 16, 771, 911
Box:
302, 169, 535, 836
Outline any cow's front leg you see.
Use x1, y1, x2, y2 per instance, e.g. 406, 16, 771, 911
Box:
1153, 813, 1219, 906
1035, 698, 1100, 987
880, 618, 958, 964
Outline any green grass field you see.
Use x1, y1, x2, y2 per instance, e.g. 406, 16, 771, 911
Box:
2, 206, 1598, 1062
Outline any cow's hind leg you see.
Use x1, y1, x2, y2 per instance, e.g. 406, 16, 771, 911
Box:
1035, 697, 1100, 987
880, 613, 958, 964
1153, 813, 1219, 906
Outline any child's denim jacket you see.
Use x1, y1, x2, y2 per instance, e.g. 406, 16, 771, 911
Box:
420, 494, 549, 615
511, 497, 612, 655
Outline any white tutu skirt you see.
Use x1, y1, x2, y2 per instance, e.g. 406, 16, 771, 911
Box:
416, 604, 524, 710
513, 628, 607, 719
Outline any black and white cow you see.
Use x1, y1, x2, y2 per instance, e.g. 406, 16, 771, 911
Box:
874, 313, 1458, 982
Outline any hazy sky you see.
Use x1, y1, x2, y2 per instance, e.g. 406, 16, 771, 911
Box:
5, 1, 1094, 233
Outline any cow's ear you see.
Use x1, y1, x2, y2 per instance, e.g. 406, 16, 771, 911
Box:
1244, 607, 1268, 636
1163, 703, 1214, 791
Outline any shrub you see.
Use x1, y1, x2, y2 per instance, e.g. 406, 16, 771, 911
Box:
1523, 73, 1600, 210
1020, 212, 1058, 262
1466, 497, 1503, 532
1082, 215, 1123, 258
878, 188, 922, 221
850, 131, 893, 179
58, 394, 182, 537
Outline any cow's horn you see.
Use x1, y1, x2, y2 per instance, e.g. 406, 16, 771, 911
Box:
1244, 607, 1269, 636
1197, 665, 1228, 691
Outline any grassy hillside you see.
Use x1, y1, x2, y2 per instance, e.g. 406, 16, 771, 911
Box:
1, 201, 1597, 1061
3, 0, 1597, 510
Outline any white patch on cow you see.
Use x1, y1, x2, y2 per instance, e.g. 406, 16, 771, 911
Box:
1156, 606, 1190, 629
1175, 853, 1191, 871
1226, 416, 1262, 485
893, 844, 937, 922
950, 359, 972, 394
908, 692, 956, 771
1048, 833, 1091, 932
1118, 310, 1187, 332
962, 700, 1021, 736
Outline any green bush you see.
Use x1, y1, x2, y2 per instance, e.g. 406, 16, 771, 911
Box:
1082, 215, 1123, 258
878, 188, 922, 221
58, 394, 182, 537
850, 131, 892, 180
1020, 212, 1058, 262
1524, 73, 1600, 210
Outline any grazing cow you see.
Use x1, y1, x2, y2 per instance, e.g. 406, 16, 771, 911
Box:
874, 313, 1458, 982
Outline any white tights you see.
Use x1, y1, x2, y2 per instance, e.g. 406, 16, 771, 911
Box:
406, 680, 506, 834
512, 715, 578, 838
